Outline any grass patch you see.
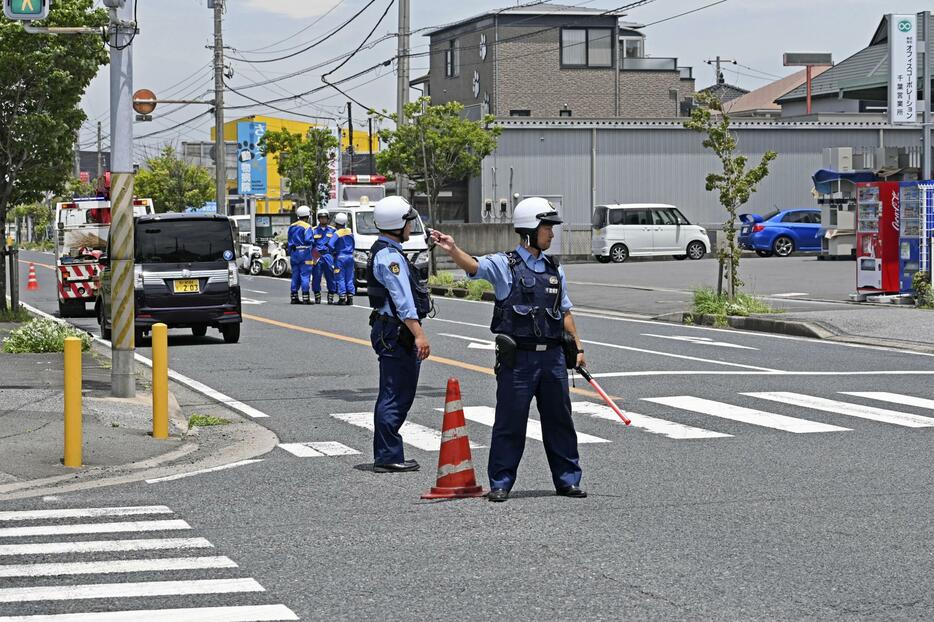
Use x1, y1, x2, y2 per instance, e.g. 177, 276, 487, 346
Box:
0, 306, 31, 323
2, 318, 92, 353
428, 271, 493, 300
691, 288, 777, 326
188, 414, 231, 427
20, 240, 54, 252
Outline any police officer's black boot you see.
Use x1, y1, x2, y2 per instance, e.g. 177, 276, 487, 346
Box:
301, 292, 311, 305
314, 293, 321, 305
346, 294, 353, 307
290, 293, 300, 305
327, 293, 335, 305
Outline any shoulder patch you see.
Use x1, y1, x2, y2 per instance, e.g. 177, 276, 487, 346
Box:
389, 262, 401, 275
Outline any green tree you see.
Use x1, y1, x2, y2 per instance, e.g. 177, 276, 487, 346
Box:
134, 146, 214, 213
0, 0, 107, 310
683, 91, 777, 298
260, 127, 339, 212
376, 97, 501, 226
6, 202, 53, 241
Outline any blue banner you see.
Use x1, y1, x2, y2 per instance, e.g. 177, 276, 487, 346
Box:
237, 121, 267, 196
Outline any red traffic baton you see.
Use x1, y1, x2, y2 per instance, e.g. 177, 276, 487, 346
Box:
576, 366, 631, 426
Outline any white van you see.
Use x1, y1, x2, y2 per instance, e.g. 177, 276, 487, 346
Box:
591, 203, 710, 263
340, 205, 430, 287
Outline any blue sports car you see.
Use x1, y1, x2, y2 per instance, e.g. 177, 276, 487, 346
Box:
738, 208, 822, 257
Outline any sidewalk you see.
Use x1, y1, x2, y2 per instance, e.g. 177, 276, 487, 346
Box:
775, 306, 934, 351
0, 320, 278, 499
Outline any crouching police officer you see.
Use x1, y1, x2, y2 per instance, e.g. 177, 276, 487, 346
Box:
287, 205, 314, 304
431, 197, 586, 502
368, 196, 432, 472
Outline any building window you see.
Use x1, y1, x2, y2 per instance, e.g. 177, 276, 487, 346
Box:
622, 37, 644, 59
445, 39, 460, 77
561, 28, 613, 68
509, 110, 531, 117
559, 109, 572, 117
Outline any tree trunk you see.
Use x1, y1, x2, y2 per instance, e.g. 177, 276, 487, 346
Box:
0, 198, 9, 313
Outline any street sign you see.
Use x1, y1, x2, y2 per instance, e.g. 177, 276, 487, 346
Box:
4, 0, 49, 20
132, 89, 157, 115
783, 52, 833, 67
236, 121, 267, 196
889, 14, 918, 124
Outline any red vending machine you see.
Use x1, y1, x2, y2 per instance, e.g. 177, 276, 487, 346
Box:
856, 182, 901, 293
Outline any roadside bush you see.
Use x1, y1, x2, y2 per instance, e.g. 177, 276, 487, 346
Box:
428, 271, 457, 287
428, 271, 493, 300
0, 305, 31, 323
2, 319, 92, 353
913, 272, 934, 309
21, 240, 53, 252
692, 288, 776, 325
465, 279, 493, 301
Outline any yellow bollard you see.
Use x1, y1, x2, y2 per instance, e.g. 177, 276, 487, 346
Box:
152, 323, 169, 439
63, 337, 82, 468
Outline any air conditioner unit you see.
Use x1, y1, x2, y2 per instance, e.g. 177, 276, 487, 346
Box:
875, 147, 899, 170
823, 147, 853, 172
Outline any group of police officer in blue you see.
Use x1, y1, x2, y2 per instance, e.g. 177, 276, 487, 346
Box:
287, 206, 356, 306
367, 195, 587, 502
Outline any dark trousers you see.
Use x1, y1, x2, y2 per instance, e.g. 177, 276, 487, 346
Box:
489, 346, 582, 491
371, 317, 421, 464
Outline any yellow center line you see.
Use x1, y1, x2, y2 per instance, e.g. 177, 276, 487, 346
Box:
242, 312, 612, 402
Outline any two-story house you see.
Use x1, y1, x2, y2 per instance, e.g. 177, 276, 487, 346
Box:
416, 3, 695, 119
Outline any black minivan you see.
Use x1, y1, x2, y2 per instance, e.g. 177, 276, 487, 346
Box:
97, 213, 242, 343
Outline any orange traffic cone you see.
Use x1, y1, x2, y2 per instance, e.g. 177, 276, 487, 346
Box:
26, 263, 39, 291
421, 378, 486, 500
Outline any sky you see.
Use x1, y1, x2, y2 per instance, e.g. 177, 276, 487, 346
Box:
76, 0, 931, 162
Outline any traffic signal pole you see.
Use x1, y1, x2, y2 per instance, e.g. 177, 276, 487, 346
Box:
108, 0, 137, 398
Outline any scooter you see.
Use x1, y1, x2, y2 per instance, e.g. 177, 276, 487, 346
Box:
239, 243, 263, 275
265, 240, 289, 278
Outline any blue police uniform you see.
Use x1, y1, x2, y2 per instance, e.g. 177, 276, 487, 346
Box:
311, 224, 337, 296
367, 236, 431, 465
469, 245, 581, 492
286, 220, 314, 297
333, 226, 356, 297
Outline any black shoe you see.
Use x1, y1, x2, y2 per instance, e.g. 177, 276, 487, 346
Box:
314, 294, 322, 305
373, 459, 420, 473
301, 293, 311, 305
346, 295, 354, 306
487, 488, 509, 502
327, 293, 335, 305
556, 485, 587, 498
290, 295, 300, 305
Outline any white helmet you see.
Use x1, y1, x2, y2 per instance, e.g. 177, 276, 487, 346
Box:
513, 197, 563, 231
317, 208, 330, 220
334, 212, 348, 226
374, 196, 418, 231
295, 205, 311, 218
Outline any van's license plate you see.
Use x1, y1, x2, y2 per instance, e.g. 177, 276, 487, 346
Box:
173, 279, 199, 293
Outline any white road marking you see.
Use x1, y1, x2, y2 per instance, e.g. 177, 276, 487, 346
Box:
330, 412, 486, 451
571, 401, 732, 440
278, 442, 360, 457
841, 392, 934, 411
243, 289, 268, 294
146, 459, 264, 484
643, 396, 850, 434
745, 392, 934, 428
438, 333, 497, 350
240, 298, 267, 306
771, 292, 810, 298
458, 406, 611, 444
0, 556, 237, 578
0, 578, 265, 603
581, 338, 779, 371
582, 370, 934, 378
641, 334, 759, 350
0, 538, 213, 557
0, 604, 300, 622
0, 506, 171, 522
0, 520, 190, 539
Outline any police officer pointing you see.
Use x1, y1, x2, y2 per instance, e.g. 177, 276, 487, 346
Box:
286, 205, 314, 305
432, 197, 587, 502
367, 196, 432, 473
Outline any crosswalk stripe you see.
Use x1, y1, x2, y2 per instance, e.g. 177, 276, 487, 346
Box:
279, 442, 360, 457
744, 392, 934, 428
330, 412, 485, 451
0, 556, 237, 578
840, 392, 934, 411
571, 402, 732, 439
0, 538, 213, 557
0, 507, 172, 522
0, 578, 265, 603
0, 604, 299, 622
0, 520, 190, 539
460, 406, 611, 444
643, 396, 850, 434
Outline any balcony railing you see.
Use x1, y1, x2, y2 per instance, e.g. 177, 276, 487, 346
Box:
621, 57, 678, 72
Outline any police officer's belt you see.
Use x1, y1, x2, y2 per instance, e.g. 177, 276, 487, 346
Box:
293, 245, 311, 249
514, 339, 561, 351
369, 310, 414, 326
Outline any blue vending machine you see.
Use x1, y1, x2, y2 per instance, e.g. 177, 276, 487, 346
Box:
899, 181, 923, 294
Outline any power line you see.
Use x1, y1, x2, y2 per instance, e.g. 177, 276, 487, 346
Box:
225, 81, 338, 122
642, 0, 729, 28
734, 62, 782, 80
234, 0, 351, 55
135, 110, 213, 141
322, 0, 395, 85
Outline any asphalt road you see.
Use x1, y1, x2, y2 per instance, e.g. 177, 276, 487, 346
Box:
5, 249, 934, 620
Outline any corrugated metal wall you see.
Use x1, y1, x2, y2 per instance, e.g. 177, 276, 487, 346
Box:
479, 123, 923, 228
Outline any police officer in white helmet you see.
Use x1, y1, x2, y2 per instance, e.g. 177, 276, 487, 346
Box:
366, 196, 433, 472
431, 197, 586, 502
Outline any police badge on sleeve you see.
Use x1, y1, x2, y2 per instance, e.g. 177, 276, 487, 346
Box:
389, 262, 401, 275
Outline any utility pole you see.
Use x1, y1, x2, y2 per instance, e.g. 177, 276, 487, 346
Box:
213, 0, 227, 215
96, 121, 103, 182
396, 0, 410, 200
347, 101, 354, 175
704, 56, 736, 87
73, 134, 81, 178
368, 117, 376, 175
107, 0, 137, 398
923, 11, 932, 180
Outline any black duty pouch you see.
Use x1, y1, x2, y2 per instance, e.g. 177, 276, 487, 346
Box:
398, 323, 416, 350
562, 332, 579, 370
494, 334, 517, 373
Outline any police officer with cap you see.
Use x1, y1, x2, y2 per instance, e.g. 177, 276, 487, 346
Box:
431, 197, 586, 501
332, 212, 356, 306
367, 196, 432, 472
286, 205, 314, 304
310, 208, 338, 305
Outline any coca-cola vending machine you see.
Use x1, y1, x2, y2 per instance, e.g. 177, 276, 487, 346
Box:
856, 181, 900, 293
